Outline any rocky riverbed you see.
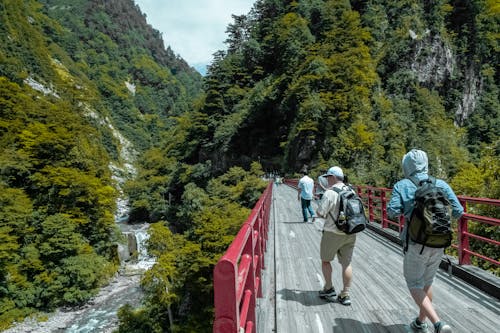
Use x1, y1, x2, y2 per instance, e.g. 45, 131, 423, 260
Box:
2, 271, 143, 333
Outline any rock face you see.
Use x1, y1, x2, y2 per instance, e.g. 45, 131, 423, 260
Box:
127, 232, 138, 257
408, 31, 482, 125
455, 65, 481, 125
410, 33, 455, 86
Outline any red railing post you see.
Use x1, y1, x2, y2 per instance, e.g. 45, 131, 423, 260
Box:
381, 190, 388, 228
367, 188, 374, 221
458, 198, 471, 265
399, 215, 405, 233
241, 229, 256, 332
213, 259, 239, 332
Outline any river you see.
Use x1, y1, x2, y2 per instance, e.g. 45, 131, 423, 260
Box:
2, 223, 153, 333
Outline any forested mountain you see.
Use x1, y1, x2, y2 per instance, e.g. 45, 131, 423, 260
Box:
0, 0, 201, 328
198, 0, 498, 186
1, 0, 498, 332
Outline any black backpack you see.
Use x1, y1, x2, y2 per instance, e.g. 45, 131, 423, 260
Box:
332, 185, 368, 234
406, 176, 453, 253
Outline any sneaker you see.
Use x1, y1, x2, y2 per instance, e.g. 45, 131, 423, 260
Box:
337, 293, 351, 306
318, 287, 336, 299
434, 322, 452, 333
410, 318, 429, 333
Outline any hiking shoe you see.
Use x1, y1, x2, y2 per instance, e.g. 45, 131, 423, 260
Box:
434, 322, 452, 333
337, 293, 351, 306
318, 287, 336, 299
410, 318, 429, 333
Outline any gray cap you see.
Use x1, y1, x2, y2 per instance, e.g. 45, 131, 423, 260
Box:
322, 166, 344, 180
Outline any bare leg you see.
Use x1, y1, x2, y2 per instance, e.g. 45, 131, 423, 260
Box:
410, 286, 439, 324
341, 264, 353, 294
322, 261, 333, 290
416, 285, 433, 322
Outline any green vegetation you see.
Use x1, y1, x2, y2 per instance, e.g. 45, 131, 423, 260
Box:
0, 0, 498, 331
118, 163, 267, 332
0, 76, 117, 328
0, 0, 201, 329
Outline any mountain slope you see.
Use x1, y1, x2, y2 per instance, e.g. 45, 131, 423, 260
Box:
193, 0, 498, 185
0, 0, 202, 328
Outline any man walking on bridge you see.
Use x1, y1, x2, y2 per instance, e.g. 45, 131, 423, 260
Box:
315, 166, 355, 305
297, 169, 315, 222
387, 149, 463, 333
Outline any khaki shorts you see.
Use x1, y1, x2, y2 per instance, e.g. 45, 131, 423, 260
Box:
320, 231, 356, 266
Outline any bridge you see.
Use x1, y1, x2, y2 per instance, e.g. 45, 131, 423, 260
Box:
213, 181, 500, 332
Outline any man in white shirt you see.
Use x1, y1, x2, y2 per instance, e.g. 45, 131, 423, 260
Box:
297, 170, 315, 222
315, 166, 356, 305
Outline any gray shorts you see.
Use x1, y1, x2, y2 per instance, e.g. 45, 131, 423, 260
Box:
320, 231, 356, 266
403, 242, 444, 289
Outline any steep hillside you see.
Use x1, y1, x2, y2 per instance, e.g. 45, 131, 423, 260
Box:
0, 0, 202, 328
153, 0, 500, 185
194, 0, 498, 185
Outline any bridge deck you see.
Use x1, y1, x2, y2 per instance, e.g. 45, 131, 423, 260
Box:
256, 184, 499, 332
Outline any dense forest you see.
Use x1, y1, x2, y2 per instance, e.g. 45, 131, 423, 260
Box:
0, 0, 498, 332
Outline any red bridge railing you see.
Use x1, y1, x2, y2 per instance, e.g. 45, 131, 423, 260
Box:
213, 181, 273, 333
355, 186, 500, 267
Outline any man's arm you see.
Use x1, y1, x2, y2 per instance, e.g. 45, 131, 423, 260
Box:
440, 181, 464, 219
316, 190, 334, 218
387, 185, 403, 221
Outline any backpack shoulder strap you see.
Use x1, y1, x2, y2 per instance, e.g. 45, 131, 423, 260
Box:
408, 175, 433, 187
333, 184, 352, 192
408, 176, 420, 187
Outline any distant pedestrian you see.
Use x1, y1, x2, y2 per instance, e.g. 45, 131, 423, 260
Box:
315, 166, 355, 305
315, 174, 328, 201
297, 169, 315, 222
387, 149, 463, 333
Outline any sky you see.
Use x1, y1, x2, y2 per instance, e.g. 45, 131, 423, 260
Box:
134, 0, 256, 75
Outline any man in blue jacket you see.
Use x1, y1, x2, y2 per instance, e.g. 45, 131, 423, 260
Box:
387, 149, 463, 333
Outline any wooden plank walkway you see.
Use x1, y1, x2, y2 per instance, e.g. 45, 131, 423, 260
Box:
256, 184, 500, 333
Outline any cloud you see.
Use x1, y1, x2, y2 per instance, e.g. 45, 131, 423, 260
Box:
134, 0, 255, 67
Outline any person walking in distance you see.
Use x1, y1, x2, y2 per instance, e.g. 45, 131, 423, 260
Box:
315, 174, 328, 201
387, 149, 463, 333
297, 169, 315, 222
315, 166, 355, 305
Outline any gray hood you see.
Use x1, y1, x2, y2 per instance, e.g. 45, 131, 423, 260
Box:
402, 149, 428, 178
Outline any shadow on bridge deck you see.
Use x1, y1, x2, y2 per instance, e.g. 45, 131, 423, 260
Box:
256, 184, 499, 333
